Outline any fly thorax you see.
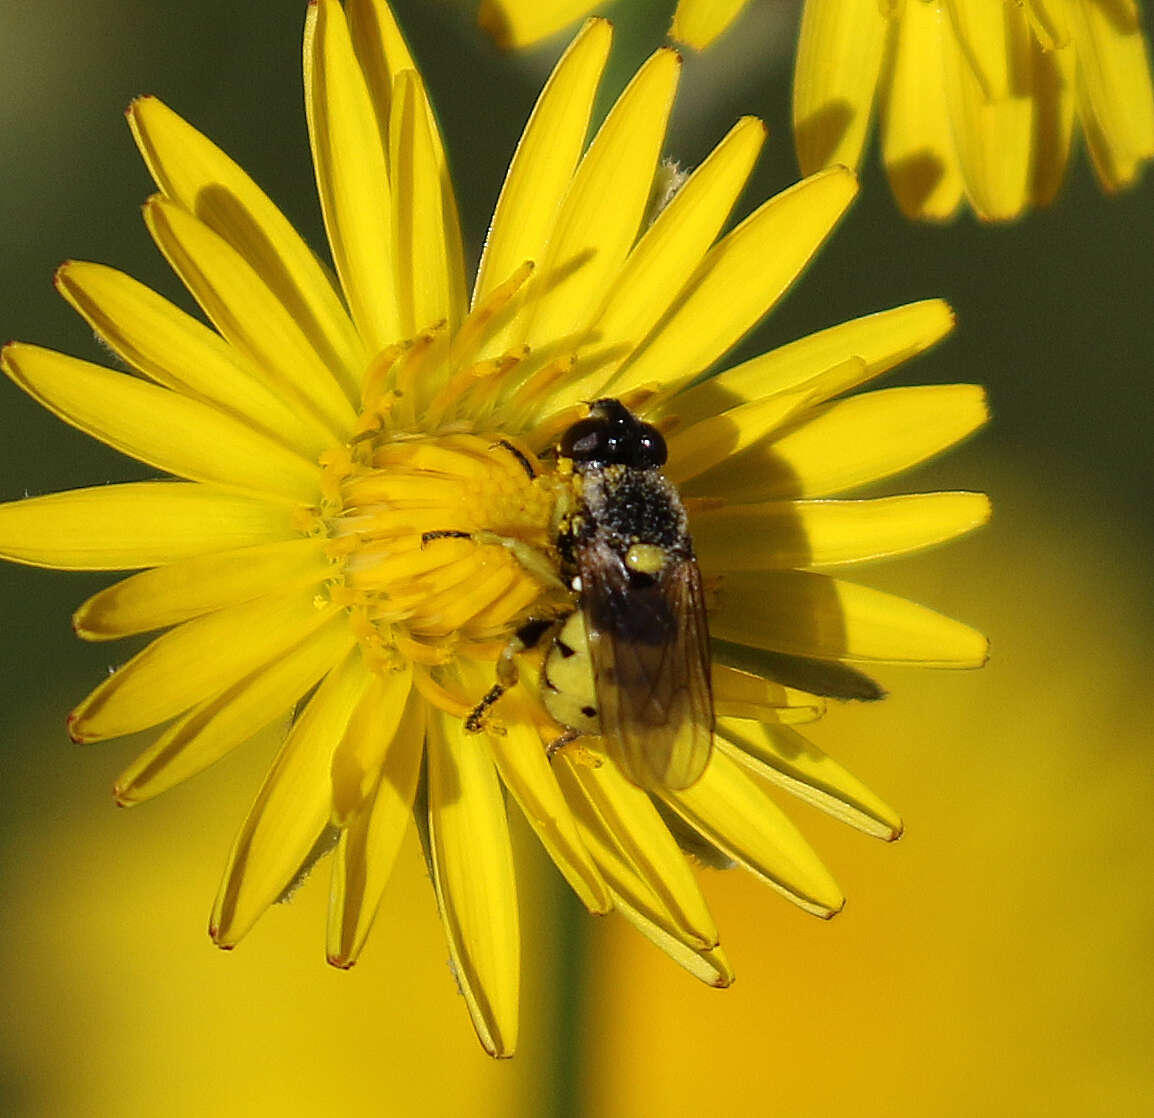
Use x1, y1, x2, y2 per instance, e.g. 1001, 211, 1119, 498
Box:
576, 465, 693, 559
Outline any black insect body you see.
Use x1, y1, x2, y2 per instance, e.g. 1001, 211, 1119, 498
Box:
543, 399, 714, 791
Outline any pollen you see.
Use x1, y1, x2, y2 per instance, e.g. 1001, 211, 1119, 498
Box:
625, 542, 667, 575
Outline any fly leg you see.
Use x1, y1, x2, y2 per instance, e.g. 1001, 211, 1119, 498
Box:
420, 528, 565, 591
545, 729, 603, 770
544, 729, 579, 758
464, 618, 557, 733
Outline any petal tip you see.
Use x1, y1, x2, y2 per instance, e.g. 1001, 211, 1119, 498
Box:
140, 195, 164, 224
823, 161, 857, 180
929, 298, 957, 334
822, 894, 847, 920
125, 95, 165, 133
112, 783, 136, 808
66, 711, 95, 745
209, 922, 235, 950
71, 605, 95, 640
741, 115, 768, 140
476, 1, 512, 48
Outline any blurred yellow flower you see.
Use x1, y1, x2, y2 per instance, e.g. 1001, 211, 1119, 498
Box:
706, 0, 1154, 220
790, 0, 1154, 220
478, 0, 606, 47
0, 1, 987, 1057
484, 0, 1154, 221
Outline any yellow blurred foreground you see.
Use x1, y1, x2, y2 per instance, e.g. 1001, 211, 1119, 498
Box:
1, 458, 1151, 1116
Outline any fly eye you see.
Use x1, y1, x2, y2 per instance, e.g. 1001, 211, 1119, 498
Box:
561, 400, 666, 466
561, 417, 612, 461
636, 427, 667, 467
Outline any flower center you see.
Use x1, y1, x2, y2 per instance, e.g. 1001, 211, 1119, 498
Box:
319, 416, 562, 679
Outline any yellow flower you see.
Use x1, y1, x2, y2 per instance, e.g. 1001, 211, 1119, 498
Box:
0, 3, 988, 1057
478, 0, 609, 48
483, 0, 1154, 221
790, 0, 1154, 220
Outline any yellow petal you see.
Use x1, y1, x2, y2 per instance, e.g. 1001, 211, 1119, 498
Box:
389, 69, 464, 339
718, 719, 902, 840
519, 47, 681, 354
347, 0, 417, 89
1029, 32, 1077, 207
670, 299, 955, 424
660, 750, 844, 917
54, 261, 333, 460
1068, 0, 1154, 190
0, 483, 295, 570
328, 686, 425, 967
670, 0, 751, 50
712, 664, 826, 724
427, 709, 520, 1058
941, 1, 1034, 221
477, 0, 601, 48
686, 384, 989, 502
1, 343, 321, 504
610, 167, 858, 399
553, 752, 719, 950
74, 539, 331, 640
474, 18, 612, 313
1023, 0, 1071, 49
347, 1, 466, 340
212, 644, 369, 946
880, 0, 965, 220
551, 115, 767, 411
69, 591, 341, 743
793, 0, 890, 173
126, 96, 365, 389
691, 492, 991, 571
115, 614, 356, 805
143, 198, 357, 438
554, 757, 727, 972
665, 383, 818, 485
610, 890, 734, 987
486, 720, 611, 914
330, 662, 415, 823
304, 0, 399, 355
710, 570, 989, 667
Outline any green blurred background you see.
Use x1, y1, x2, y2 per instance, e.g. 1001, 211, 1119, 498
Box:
1, 1, 1152, 1114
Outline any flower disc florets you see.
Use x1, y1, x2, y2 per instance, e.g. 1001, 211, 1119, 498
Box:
315, 321, 576, 710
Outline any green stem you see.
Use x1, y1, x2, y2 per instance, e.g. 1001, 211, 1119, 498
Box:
549, 879, 591, 1118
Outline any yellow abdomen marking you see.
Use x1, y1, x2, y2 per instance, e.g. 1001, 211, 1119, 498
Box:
542, 611, 599, 735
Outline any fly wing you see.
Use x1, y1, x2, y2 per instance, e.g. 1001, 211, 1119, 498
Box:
577, 538, 713, 790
